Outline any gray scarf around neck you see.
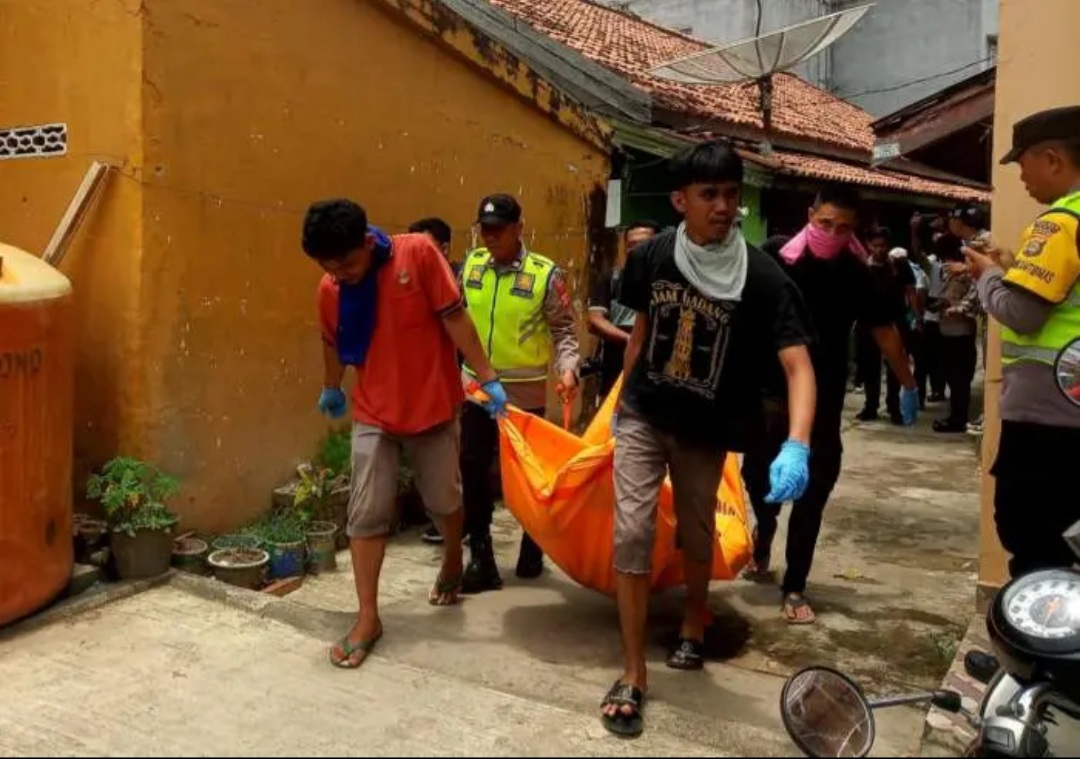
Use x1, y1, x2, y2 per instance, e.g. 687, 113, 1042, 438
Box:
673, 222, 748, 301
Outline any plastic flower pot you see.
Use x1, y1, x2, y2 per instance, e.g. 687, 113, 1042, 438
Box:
211, 534, 264, 553
208, 548, 268, 590
267, 539, 307, 580
111, 528, 174, 580
172, 537, 210, 576
306, 521, 338, 573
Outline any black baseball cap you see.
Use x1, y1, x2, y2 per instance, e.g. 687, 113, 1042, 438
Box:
1000, 106, 1080, 164
476, 194, 522, 226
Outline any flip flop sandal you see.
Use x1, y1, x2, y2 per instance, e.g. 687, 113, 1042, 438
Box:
666, 638, 705, 671
784, 596, 817, 625
428, 574, 463, 607
330, 629, 383, 669
741, 562, 773, 583
600, 680, 645, 738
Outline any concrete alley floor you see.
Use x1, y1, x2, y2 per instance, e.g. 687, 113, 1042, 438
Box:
0, 396, 981, 757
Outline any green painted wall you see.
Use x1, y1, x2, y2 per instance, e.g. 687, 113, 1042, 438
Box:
619, 148, 768, 244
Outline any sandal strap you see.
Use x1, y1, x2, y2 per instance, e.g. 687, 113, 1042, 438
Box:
602, 681, 643, 708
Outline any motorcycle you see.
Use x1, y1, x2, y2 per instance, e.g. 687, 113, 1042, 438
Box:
778, 522, 1080, 757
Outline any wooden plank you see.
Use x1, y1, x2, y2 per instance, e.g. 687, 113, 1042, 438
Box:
42, 161, 112, 266
262, 576, 304, 597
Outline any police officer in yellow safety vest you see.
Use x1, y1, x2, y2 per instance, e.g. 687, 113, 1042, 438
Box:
963, 106, 1080, 577
458, 193, 581, 593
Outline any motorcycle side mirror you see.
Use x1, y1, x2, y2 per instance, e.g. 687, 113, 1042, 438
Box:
780, 667, 877, 758
1055, 338, 1080, 408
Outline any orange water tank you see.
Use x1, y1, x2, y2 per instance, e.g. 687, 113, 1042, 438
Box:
0, 243, 75, 627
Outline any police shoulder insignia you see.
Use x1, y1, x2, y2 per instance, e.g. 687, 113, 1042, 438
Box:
510, 272, 536, 297
1032, 219, 1062, 237
1024, 237, 1047, 258
466, 265, 486, 289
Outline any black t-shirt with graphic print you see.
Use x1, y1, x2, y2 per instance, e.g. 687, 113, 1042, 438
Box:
617, 229, 814, 451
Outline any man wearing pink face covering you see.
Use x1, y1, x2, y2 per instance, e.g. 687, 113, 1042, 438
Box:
742, 185, 918, 625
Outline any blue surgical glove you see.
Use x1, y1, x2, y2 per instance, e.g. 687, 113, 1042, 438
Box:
766, 440, 811, 504
900, 385, 920, 426
318, 387, 348, 420
480, 380, 508, 419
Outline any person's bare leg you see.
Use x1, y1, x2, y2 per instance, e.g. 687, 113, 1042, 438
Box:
681, 559, 712, 642
432, 508, 465, 605
331, 535, 387, 666
603, 572, 651, 719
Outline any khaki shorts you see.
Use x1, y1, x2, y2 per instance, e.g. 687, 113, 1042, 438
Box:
613, 408, 726, 574
347, 418, 462, 539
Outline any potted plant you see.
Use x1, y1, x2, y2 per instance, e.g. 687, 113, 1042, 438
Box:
208, 547, 269, 589
172, 536, 210, 576
314, 429, 352, 548
86, 457, 180, 580
295, 463, 339, 573
257, 512, 309, 580
211, 533, 264, 553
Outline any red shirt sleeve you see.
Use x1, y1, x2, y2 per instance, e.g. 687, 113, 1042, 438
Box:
317, 274, 339, 346
410, 235, 463, 317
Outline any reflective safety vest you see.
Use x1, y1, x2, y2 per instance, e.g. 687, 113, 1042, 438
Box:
462, 247, 555, 383
1001, 191, 1080, 369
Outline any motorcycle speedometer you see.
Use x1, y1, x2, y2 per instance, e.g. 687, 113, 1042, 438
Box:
1002, 570, 1080, 643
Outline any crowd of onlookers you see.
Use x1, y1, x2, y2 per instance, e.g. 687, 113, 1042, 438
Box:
850, 205, 990, 435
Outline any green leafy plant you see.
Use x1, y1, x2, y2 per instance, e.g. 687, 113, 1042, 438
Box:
293, 462, 341, 522
247, 511, 307, 546
86, 457, 180, 538
315, 426, 352, 480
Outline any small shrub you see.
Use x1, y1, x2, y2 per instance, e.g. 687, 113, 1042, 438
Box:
86, 457, 179, 538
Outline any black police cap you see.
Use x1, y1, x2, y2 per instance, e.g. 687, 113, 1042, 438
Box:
1001, 106, 1080, 164
476, 194, 522, 226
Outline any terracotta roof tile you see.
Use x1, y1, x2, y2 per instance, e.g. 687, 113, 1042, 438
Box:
758, 151, 992, 203
488, 0, 874, 152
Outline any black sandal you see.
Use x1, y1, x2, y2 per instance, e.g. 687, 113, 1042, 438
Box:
666, 638, 705, 671
600, 680, 645, 738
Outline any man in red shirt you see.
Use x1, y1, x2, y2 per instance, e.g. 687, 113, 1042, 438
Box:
304, 199, 507, 669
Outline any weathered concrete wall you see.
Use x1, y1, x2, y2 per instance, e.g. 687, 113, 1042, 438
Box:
978, 0, 1077, 593
829, 0, 998, 116
598, 0, 998, 116
138, 0, 609, 531
0, 1, 147, 494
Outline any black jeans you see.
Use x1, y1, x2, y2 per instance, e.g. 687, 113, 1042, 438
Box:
922, 321, 947, 398
994, 421, 1080, 577
859, 329, 903, 418
598, 340, 626, 402
742, 400, 844, 595
941, 333, 977, 425
460, 401, 545, 541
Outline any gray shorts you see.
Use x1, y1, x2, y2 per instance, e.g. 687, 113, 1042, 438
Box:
347, 418, 462, 539
613, 409, 726, 574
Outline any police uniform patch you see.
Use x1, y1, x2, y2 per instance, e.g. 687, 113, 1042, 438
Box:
1024, 237, 1047, 257
1033, 219, 1062, 237
510, 272, 536, 297
466, 265, 485, 289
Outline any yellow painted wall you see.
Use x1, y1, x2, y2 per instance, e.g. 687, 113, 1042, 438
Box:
978, 0, 1080, 591
137, 0, 608, 531
0, 0, 147, 496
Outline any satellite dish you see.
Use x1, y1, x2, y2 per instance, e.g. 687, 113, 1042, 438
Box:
649, 4, 873, 151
